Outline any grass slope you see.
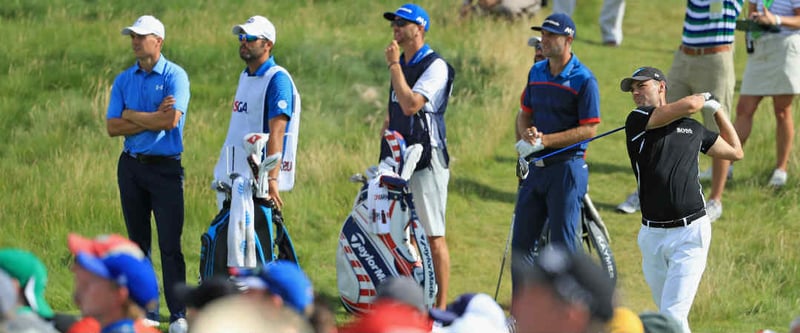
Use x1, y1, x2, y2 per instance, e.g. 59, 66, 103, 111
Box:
1, 0, 798, 331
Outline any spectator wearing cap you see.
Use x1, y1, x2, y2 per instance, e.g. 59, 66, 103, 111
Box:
212, 14, 302, 211
429, 293, 508, 333
620, 66, 742, 333
512, 12, 601, 288
235, 260, 314, 317
338, 276, 432, 333
0, 268, 58, 333
510, 244, 615, 333
527, 36, 545, 63
106, 14, 190, 330
0, 249, 59, 333
381, 3, 455, 309
67, 233, 170, 333
173, 277, 240, 326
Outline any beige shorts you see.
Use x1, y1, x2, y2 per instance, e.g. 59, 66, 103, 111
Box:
666, 46, 735, 132
741, 33, 800, 96
408, 148, 449, 237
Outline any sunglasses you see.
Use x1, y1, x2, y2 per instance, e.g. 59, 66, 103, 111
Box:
390, 19, 415, 28
238, 34, 263, 42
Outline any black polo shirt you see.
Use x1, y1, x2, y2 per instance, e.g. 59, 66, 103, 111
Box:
625, 106, 718, 221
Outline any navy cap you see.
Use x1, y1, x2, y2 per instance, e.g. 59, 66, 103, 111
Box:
620, 67, 667, 92
531, 13, 576, 37
384, 3, 430, 31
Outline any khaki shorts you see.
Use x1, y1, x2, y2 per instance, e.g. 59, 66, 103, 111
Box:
666, 46, 735, 132
408, 148, 449, 237
741, 33, 800, 96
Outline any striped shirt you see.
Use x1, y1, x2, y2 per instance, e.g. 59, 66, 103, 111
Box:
682, 0, 743, 47
751, 0, 800, 35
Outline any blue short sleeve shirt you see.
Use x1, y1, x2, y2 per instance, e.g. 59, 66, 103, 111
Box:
107, 54, 190, 156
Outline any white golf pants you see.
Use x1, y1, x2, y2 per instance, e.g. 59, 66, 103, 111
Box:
638, 216, 711, 333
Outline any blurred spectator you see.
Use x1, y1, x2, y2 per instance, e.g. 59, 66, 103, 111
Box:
510, 244, 615, 333
308, 297, 338, 333
338, 276, 432, 333
548, 0, 626, 46
429, 293, 508, 333
66, 233, 162, 333
459, 0, 543, 20
790, 315, 800, 333
638, 312, 682, 333
0, 249, 58, 333
527, 36, 545, 63
605, 307, 644, 333
190, 295, 312, 333
235, 260, 315, 317
174, 277, 240, 325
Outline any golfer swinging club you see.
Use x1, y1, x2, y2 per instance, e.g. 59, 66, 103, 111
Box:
620, 66, 743, 333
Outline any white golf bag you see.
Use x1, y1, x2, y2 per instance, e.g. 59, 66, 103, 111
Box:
336, 130, 437, 314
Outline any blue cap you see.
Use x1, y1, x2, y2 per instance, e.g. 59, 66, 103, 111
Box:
384, 3, 430, 31
260, 260, 314, 315
531, 13, 576, 37
68, 233, 160, 311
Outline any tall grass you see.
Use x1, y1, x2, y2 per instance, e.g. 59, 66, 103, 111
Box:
1, 0, 799, 331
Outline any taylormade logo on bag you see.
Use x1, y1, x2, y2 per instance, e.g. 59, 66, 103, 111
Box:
350, 234, 388, 281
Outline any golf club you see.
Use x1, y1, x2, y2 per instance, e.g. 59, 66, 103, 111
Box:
524, 125, 625, 164
494, 215, 514, 301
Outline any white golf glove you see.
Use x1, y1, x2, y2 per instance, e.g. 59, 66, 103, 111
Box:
701, 92, 721, 115
515, 138, 544, 158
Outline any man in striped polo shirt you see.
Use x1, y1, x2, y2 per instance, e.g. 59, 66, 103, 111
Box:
617, 0, 742, 223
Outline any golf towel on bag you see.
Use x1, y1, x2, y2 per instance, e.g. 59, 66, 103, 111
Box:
228, 176, 257, 268
336, 171, 437, 314
199, 196, 298, 281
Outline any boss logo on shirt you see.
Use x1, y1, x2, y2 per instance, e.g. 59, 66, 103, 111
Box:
676, 127, 693, 134
232, 100, 248, 114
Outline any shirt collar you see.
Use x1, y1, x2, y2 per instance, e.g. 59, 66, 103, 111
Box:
245, 56, 276, 76
135, 54, 167, 74
102, 319, 135, 333
401, 44, 432, 67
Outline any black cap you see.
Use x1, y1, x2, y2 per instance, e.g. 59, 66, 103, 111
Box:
620, 67, 666, 92
513, 244, 615, 322
175, 277, 240, 310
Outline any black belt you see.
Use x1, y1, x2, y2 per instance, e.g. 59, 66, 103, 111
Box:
525, 154, 579, 167
124, 152, 180, 164
641, 209, 706, 229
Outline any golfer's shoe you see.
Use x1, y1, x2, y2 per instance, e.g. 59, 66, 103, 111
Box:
142, 318, 160, 327
169, 318, 188, 333
616, 192, 640, 214
768, 169, 787, 187
705, 199, 722, 223
698, 165, 733, 181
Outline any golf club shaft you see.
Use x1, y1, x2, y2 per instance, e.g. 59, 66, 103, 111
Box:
495, 215, 515, 300
527, 125, 625, 163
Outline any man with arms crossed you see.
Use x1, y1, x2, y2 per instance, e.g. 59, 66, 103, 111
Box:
512, 13, 601, 295
106, 15, 189, 331
381, 3, 455, 308
620, 67, 743, 333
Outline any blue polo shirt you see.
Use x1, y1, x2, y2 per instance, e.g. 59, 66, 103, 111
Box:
107, 54, 190, 156
245, 55, 294, 133
520, 54, 600, 157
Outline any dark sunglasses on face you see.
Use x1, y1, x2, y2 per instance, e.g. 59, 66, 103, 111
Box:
390, 19, 415, 28
238, 34, 262, 42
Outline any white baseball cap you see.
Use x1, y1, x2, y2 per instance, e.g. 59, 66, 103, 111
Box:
232, 16, 276, 44
121, 15, 165, 39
